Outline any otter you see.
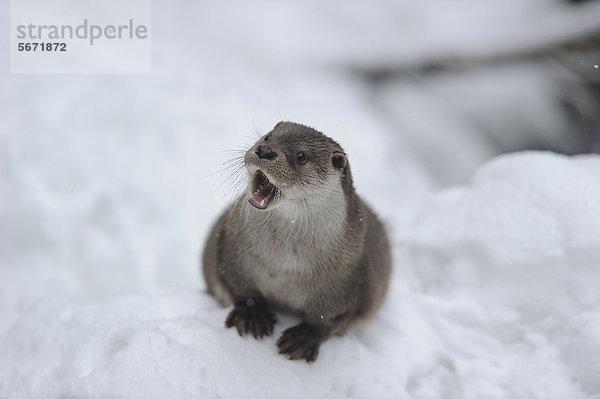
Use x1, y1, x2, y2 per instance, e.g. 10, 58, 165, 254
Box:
202, 121, 391, 363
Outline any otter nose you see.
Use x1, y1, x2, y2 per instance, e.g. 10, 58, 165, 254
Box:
256, 146, 277, 160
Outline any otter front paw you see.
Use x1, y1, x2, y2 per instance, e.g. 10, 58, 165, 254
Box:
276, 322, 326, 363
225, 297, 276, 339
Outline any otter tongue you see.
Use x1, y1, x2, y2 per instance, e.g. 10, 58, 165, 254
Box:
249, 188, 269, 209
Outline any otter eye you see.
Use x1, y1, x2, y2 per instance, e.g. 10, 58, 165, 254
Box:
264, 135, 271, 142
296, 152, 308, 165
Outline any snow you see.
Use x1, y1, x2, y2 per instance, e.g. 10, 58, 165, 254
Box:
2, 0, 600, 398
3, 152, 600, 399
396, 152, 600, 398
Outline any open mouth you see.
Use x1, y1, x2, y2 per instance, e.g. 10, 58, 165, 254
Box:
249, 170, 278, 210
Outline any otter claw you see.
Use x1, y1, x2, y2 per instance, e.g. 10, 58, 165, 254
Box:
276, 322, 324, 363
225, 297, 276, 340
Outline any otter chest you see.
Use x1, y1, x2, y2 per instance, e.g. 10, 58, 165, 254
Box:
248, 243, 317, 312
242, 205, 345, 312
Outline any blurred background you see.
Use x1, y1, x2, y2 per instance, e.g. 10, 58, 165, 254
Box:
1, 0, 600, 331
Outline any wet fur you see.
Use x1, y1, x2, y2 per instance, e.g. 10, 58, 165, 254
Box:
202, 121, 391, 361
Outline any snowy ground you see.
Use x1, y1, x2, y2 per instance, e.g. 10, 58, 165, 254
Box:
2, 1, 600, 398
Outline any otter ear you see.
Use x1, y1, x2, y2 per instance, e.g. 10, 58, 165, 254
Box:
332, 152, 347, 169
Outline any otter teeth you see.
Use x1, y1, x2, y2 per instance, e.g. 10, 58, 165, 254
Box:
249, 170, 278, 210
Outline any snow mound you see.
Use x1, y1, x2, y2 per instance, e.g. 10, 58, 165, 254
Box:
398, 152, 600, 398
2, 151, 600, 399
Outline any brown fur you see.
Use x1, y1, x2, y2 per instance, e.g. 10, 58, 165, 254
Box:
202, 121, 391, 362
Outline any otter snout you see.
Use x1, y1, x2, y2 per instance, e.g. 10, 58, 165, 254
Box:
256, 146, 277, 160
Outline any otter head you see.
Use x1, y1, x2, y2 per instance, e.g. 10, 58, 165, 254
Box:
244, 121, 349, 211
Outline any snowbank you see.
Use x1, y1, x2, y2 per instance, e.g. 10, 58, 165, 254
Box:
2, 151, 599, 399
395, 152, 600, 398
